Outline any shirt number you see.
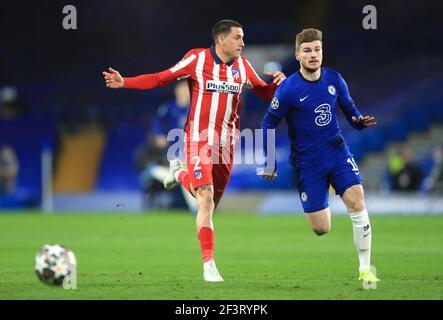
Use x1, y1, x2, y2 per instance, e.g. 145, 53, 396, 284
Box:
347, 157, 360, 174
314, 103, 332, 126
192, 156, 201, 171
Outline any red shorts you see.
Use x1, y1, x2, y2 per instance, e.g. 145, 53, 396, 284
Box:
185, 140, 234, 200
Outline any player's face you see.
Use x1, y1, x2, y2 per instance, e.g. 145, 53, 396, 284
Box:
220, 27, 245, 59
296, 40, 323, 72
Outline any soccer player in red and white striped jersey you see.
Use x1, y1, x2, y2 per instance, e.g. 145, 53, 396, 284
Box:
103, 19, 285, 282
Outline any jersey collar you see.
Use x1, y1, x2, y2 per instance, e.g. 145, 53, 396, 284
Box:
210, 45, 235, 66
298, 68, 323, 83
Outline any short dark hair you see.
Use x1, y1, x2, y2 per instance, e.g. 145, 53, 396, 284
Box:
212, 19, 243, 42
295, 28, 323, 51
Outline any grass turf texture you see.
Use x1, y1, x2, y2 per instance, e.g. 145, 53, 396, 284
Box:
0, 211, 442, 300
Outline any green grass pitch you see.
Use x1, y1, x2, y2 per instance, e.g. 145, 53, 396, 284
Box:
0, 211, 442, 300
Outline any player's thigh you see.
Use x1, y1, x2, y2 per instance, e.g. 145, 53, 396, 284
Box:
329, 155, 365, 212
212, 144, 234, 206
297, 168, 330, 214
185, 141, 214, 192
329, 154, 362, 195
305, 207, 331, 234
212, 162, 233, 207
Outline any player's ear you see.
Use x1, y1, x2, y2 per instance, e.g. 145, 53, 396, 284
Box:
295, 51, 300, 61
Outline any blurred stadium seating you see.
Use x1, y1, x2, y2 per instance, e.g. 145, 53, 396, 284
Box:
1, 1, 442, 210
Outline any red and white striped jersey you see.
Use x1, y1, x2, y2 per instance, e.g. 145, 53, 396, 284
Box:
124, 46, 277, 146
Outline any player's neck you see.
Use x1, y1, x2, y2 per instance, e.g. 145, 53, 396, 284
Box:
300, 67, 321, 81
214, 45, 234, 64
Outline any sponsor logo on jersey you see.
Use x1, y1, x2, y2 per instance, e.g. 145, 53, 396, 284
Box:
231, 67, 240, 80
314, 103, 332, 126
328, 85, 336, 95
194, 170, 203, 180
301, 192, 308, 202
271, 97, 279, 109
300, 95, 309, 102
206, 80, 240, 94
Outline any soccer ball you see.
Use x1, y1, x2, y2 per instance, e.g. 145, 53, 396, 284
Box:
34, 244, 77, 285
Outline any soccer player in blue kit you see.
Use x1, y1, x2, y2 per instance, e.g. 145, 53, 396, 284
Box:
259, 28, 380, 284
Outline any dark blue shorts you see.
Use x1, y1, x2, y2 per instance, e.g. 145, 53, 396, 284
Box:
296, 149, 362, 213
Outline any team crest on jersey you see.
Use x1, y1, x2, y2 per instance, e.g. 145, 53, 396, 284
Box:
231, 67, 240, 80
328, 85, 336, 96
301, 192, 308, 202
271, 97, 279, 109
194, 170, 203, 181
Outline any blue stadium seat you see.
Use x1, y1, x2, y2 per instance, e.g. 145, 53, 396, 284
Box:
97, 124, 147, 191
406, 108, 430, 132
0, 118, 58, 207
383, 118, 408, 142
361, 128, 385, 152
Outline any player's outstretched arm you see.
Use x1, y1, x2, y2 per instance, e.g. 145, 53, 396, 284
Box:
103, 67, 124, 89
351, 115, 377, 128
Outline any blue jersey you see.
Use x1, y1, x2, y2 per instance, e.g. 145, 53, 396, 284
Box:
153, 101, 189, 136
262, 67, 364, 169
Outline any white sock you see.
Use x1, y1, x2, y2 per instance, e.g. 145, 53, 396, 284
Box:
150, 165, 169, 182
349, 209, 372, 272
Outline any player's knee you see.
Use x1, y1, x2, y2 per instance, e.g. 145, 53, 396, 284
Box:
196, 187, 214, 212
346, 198, 365, 212
198, 196, 214, 211
312, 226, 330, 236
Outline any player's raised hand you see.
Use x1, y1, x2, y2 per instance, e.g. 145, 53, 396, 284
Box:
352, 115, 377, 128
264, 71, 286, 86
258, 169, 278, 181
102, 67, 124, 88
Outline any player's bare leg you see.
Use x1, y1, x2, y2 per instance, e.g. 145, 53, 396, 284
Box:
342, 184, 379, 283
195, 184, 223, 282
305, 208, 331, 236
164, 161, 222, 281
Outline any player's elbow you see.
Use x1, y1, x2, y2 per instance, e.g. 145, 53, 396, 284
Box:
261, 113, 279, 130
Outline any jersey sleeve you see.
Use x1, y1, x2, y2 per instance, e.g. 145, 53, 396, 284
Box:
337, 72, 364, 130
266, 80, 291, 120
243, 58, 277, 101
260, 81, 291, 172
123, 50, 198, 90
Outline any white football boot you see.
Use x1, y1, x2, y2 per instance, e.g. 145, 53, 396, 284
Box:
203, 259, 224, 282
163, 159, 184, 190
